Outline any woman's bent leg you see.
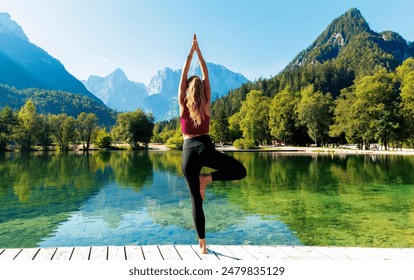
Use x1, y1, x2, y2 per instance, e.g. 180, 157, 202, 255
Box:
201, 148, 246, 182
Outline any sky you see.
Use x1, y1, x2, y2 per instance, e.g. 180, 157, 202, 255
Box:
1, 0, 414, 84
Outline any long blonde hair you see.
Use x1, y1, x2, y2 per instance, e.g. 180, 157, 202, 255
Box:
185, 76, 206, 127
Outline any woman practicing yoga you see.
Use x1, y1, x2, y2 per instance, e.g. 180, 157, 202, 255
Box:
179, 34, 247, 254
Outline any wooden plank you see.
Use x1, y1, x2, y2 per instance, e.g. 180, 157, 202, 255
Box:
295, 246, 332, 260
1, 245, 413, 261
70, 246, 91, 260
142, 245, 163, 260
190, 245, 219, 260
0, 248, 22, 260
395, 248, 414, 260
158, 245, 182, 260
108, 246, 126, 260
125, 246, 144, 260
312, 246, 350, 260
259, 246, 292, 260
277, 246, 312, 260
53, 247, 74, 260
224, 245, 256, 260
174, 245, 201, 260
208, 245, 240, 260
334, 247, 396, 260
392, 248, 414, 260
241, 245, 276, 260
14, 248, 40, 260
89, 246, 108, 260
33, 248, 57, 260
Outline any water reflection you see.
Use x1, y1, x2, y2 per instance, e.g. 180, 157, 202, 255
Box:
1, 151, 414, 248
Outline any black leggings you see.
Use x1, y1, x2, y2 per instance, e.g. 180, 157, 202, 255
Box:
181, 135, 246, 239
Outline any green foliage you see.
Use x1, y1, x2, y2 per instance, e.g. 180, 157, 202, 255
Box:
297, 85, 333, 146
269, 86, 300, 145
210, 110, 231, 144
396, 58, 414, 147
77, 112, 98, 150
233, 138, 257, 149
0, 106, 18, 151
166, 130, 184, 150
94, 128, 112, 148
0, 84, 116, 126
111, 109, 154, 149
151, 118, 180, 144
14, 100, 40, 150
331, 70, 401, 149
231, 90, 271, 145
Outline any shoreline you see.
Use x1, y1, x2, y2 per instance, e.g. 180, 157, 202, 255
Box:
150, 143, 414, 156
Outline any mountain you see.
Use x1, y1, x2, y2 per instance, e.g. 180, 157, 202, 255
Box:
287, 8, 413, 75
84, 63, 249, 121
211, 8, 414, 119
0, 13, 103, 103
82, 68, 147, 112
0, 84, 116, 125
0, 12, 115, 124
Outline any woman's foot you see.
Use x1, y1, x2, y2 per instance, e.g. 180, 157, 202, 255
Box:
199, 238, 208, 254
199, 174, 212, 200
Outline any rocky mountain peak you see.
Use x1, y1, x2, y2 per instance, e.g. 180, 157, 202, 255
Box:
288, 8, 376, 68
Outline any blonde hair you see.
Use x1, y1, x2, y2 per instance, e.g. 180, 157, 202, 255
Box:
185, 76, 206, 127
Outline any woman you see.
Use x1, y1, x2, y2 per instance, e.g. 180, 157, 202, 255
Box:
178, 34, 247, 254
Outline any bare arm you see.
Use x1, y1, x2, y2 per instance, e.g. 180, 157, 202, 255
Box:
178, 38, 196, 110
194, 37, 211, 103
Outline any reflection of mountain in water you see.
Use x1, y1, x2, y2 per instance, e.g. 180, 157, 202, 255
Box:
40, 168, 301, 247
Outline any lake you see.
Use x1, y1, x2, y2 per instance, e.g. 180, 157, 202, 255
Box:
1, 150, 414, 248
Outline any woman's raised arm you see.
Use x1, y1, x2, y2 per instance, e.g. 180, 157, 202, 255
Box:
178, 37, 196, 108
194, 35, 211, 103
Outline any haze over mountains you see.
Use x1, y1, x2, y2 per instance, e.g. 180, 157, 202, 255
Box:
0, 13, 100, 103
1, 8, 414, 125
82, 63, 249, 121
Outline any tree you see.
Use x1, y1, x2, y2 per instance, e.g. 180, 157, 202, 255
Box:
62, 116, 78, 150
0, 106, 18, 151
37, 114, 53, 150
297, 85, 333, 146
77, 112, 98, 150
268, 86, 300, 145
233, 90, 271, 145
14, 100, 40, 151
353, 70, 400, 150
330, 87, 362, 144
331, 70, 401, 150
396, 57, 414, 147
111, 109, 154, 149
49, 114, 78, 151
210, 109, 231, 144
95, 128, 112, 148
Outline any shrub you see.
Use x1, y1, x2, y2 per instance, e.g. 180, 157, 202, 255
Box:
233, 138, 257, 149
95, 128, 112, 148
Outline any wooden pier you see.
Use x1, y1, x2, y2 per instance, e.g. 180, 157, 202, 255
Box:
1, 245, 414, 260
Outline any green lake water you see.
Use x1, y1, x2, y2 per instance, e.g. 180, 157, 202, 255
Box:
1, 150, 414, 248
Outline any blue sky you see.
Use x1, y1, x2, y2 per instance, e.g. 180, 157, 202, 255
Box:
1, 0, 414, 84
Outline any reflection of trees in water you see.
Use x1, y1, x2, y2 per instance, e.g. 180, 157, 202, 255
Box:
108, 151, 153, 191
217, 152, 414, 247
149, 150, 183, 175
2, 151, 414, 248
0, 152, 108, 247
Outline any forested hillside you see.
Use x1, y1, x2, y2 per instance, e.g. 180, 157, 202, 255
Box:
207, 8, 414, 149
